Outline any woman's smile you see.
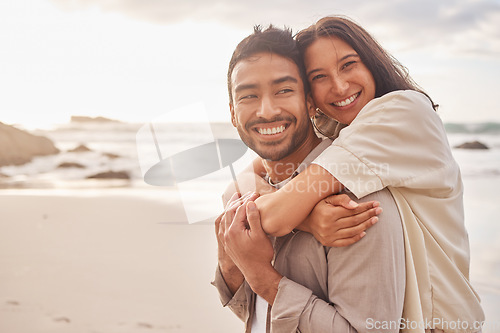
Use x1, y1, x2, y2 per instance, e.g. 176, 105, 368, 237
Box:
331, 92, 360, 107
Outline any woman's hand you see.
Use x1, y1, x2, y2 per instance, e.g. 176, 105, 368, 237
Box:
296, 193, 382, 247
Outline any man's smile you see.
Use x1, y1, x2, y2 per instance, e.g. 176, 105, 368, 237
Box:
255, 124, 287, 135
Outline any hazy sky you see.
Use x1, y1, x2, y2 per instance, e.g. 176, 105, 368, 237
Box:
1, 0, 499, 129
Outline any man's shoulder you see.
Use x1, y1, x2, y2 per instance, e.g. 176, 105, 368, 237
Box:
300, 138, 333, 168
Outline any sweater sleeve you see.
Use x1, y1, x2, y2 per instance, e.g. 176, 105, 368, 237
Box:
211, 265, 250, 323
312, 90, 453, 198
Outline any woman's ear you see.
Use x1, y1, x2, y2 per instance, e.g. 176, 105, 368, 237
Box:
306, 94, 316, 118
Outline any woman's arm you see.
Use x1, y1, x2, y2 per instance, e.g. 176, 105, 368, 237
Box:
223, 159, 378, 246
255, 164, 344, 236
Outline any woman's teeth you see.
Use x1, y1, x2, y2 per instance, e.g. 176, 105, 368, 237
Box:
333, 93, 359, 107
257, 125, 285, 135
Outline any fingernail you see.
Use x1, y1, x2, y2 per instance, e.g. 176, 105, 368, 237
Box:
348, 200, 358, 208
371, 216, 378, 224
375, 207, 383, 214
372, 201, 380, 207
360, 231, 366, 238
247, 201, 257, 210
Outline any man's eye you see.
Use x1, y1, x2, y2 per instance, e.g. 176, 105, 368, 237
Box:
240, 95, 257, 100
277, 88, 293, 94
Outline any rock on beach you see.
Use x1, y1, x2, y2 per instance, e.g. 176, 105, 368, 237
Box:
86, 171, 130, 180
0, 122, 59, 167
57, 162, 85, 169
68, 144, 92, 153
454, 141, 489, 149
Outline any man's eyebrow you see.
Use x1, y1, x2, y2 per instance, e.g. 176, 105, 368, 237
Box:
272, 76, 298, 85
234, 76, 298, 94
234, 83, 258, 94
307, 53, 359, 77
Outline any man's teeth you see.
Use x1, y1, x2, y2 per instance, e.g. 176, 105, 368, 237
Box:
333, 93, 359, 107
257, 125, 285, 135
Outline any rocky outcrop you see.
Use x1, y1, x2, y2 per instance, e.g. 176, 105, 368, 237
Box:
71, 116, 121, 123
103, 152, 120, 159
0, 122, 59, 167
57, 162, 85, 169
68, 144, 91, 153
454, 141, 489, 149
86, 171, 130, 179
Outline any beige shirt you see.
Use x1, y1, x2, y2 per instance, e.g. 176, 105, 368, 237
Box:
313, 90, 485, 332
213, 139, 406, 332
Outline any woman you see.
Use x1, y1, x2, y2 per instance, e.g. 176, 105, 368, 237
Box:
245, 16, 484, 332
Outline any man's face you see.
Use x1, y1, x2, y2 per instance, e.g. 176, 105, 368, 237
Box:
230, 52, 314, 161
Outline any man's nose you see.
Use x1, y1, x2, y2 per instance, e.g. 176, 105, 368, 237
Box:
256, 95, 281, 119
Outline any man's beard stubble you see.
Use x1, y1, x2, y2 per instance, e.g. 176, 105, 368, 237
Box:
237, 116, 310, 161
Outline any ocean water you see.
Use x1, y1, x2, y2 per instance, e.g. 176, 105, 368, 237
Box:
2, 121, 499, 187
0, 121, 244, 189
1, 120, 500, 328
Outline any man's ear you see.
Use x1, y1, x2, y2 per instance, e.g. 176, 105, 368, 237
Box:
229, 103, 237, 127
306, 93, 316, 118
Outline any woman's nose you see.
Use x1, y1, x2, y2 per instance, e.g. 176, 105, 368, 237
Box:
329, 75, 349, 96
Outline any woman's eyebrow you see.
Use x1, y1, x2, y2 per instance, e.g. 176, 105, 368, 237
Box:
340, 53, 359, 61
307, 68, 322, 77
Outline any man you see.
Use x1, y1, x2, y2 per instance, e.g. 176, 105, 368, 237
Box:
212, 26, 405, 332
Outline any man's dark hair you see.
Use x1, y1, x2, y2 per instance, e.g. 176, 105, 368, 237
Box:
227, 25, 309, 104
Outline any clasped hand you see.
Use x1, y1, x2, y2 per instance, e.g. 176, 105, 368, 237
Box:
217, 192, 275, 280
214, 191, 382, 303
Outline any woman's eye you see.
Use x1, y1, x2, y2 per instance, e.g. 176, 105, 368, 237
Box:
311, 74, 326, 81
342, 61, 356, 70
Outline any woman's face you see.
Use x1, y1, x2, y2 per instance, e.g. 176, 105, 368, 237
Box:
304, 36, 376, 125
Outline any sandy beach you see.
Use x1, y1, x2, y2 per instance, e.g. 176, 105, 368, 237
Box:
0, 189, 243, 333
2, 180, 500, 333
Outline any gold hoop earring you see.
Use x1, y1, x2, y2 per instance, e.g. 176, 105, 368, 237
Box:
311, 108, 340, 138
